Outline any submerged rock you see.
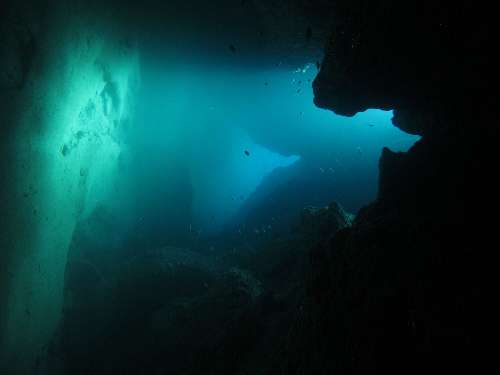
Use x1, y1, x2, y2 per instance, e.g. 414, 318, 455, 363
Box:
299, 201, 354, 237
220, 267, 263, 301
280, 1, 480, 374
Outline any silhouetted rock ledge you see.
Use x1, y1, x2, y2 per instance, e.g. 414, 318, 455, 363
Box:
284, 1, 486, 374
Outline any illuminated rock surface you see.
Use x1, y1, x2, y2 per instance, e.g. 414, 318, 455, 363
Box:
1, 2, 139, 373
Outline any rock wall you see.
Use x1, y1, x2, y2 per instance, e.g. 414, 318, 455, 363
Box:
273, 1, 486, 374
0, 2, 139, 373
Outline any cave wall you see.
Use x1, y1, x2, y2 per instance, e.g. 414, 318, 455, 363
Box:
0, 2, 139, 373
275, 1, 485, 374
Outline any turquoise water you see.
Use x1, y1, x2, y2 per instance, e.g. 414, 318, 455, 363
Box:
126, 60, 419, 242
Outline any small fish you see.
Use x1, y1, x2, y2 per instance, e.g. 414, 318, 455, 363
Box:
368, 123, 375, 127
329, 167, 335, 173
356, 146, 363, 155
244, 150, 250, 156
316, 61, 321, 70
264, 82, 269, 86
229, 44, 237, 53
319, 167, 325, 173
254, 229, 260, 234
297, 88, 301, 94
298, 80, 302, 85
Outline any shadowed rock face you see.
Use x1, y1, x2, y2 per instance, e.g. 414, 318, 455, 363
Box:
299, 202, 354, 238
313, 0, 491, 136
284, 1, 486, 374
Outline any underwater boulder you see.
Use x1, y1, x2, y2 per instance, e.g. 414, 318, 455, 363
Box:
299, 201, 354, 238
57, 246, 218, 375
109, 266, 266, 375
111, 246, 217, 311
218, 267, 263, 302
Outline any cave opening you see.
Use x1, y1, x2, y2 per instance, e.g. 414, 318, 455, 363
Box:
125, 58, 419, 248
1, 1, 474, 374
52, 47, 418, 374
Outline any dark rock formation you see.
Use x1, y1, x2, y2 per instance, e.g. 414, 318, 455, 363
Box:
0, 2, 40, 91
227, 158, 378, 241
56, 236, 307, 375
299, 201, 354, 238
276, 1, 486, 374
313, 1, 491, 136
59, 246, 217, 374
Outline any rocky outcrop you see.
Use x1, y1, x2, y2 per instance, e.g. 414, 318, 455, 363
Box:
56, 242, 293, 375
313, 0, 490, 137
278, 1, 484, 374
299, 201, 354, 238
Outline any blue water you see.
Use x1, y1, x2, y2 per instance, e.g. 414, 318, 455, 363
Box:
126, 59, 419, 244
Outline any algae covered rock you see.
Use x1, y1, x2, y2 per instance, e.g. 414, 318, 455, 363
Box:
299, 201, 354, 237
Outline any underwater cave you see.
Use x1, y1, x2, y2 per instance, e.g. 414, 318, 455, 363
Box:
0, 1, 482, 374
